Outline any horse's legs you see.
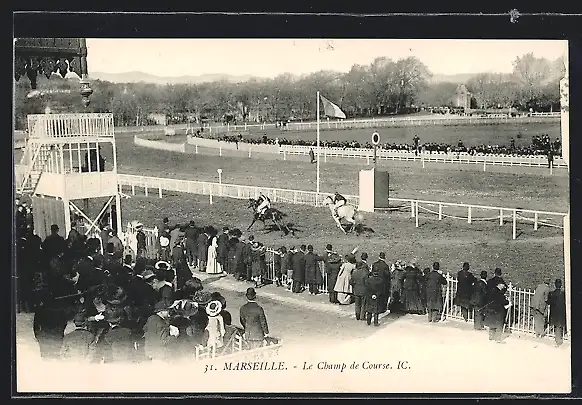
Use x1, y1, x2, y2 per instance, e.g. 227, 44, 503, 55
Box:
336, 218, 346, 234
346, 218, 356, 233
247, 218, 257, 231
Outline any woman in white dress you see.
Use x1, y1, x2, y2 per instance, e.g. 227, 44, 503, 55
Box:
334, 254, 357, 305
205, 301, 225, 349
206, 235, 223, 274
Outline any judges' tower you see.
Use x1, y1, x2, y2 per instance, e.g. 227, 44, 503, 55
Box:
15, 113, 122, 240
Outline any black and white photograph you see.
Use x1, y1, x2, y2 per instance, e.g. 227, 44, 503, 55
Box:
12, 25, 572, 394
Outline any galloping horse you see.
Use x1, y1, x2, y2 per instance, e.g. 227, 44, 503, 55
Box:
247, 198, 294, 235
323, 195, 361, 234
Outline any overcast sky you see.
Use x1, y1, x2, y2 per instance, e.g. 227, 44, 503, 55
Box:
86, 39, 567, 78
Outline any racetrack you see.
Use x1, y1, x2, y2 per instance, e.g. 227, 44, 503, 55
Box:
204, 120, 560, 147
112, 132, 568, 213
116, 192, 564, 289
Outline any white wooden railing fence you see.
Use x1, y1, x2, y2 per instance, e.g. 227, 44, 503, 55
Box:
116, 174, 567, 240
278, 146, 567, 169
123, 223, 566, 340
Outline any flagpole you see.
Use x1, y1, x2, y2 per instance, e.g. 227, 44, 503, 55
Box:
316, 90, 320, 205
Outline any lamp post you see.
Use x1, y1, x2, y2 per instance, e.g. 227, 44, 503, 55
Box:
217, 168, 223, 196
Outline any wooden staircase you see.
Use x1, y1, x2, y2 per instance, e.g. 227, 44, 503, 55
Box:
17, 141, 55, 195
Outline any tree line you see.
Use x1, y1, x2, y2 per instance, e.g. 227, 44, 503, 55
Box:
13, 53, 565, 130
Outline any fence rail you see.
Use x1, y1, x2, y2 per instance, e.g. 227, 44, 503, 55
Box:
279, 146, 567, 169
122, 223, 566, 341
117, 174, 567, 240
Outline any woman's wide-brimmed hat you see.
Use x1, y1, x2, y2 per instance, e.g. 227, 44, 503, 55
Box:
169, 299, 199, 318
159, 236, 170, 247
135, 222, 143, 229
105, 286, 128, 305
103, 307, 124, 324
193, 290, 212, 306
155, 261, 171, 271
154, 300, 170, 312
205, 300, 223, 317
141, 267, 156, 280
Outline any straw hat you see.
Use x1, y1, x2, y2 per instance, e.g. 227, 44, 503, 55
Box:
155, 261, 171, 271
205, 300, 223, 317
141, 267, 156, 280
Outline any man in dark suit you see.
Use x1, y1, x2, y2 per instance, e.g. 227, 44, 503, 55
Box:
184, 220, 199, 268
455, 262, 475, 322
350, 257, 370, 321
196, 227, 210, 272
242, 235, 255, 281
291, 245, 306, 293
42, 224, 66, 262
324, 244, 342, 304
216, 227, 230, 273
239, 288, 269, 349
425, 262, 447, 323
371, 252, 391, 312
234, 235, 247, 281
487, 268, 506, 295
304, 245, 325, 295
470, 271, 488, 330
548, 279, 567, 347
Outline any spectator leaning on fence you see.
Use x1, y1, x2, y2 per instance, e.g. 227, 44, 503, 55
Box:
530, 279, 552, 338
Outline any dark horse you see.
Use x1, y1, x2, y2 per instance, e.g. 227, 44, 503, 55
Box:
247, 198, 294, 236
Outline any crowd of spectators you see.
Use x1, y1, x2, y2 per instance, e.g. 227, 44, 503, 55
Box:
190, 129, 562, 158
148, 219, 566, 346
15, 206, 276, 364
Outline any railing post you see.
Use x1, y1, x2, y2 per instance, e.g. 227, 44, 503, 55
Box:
483, 160, 486, 172
499, 209, 503, 226
467, 206, 472, 224
438, 204, 442, 220
512, 209, 517, 240
210, 188, 213, 205
158, 184, 162, 199
131, 184, 135, 195
366, 155, 370, 165
534, 212, 538, 230
283, 149, 286, 160
410, 201, 415, 218
195, 144, 199, 154
248, 146, 251, 158
219, 146, 222, 157
144, 185, 148, 197
415, 201, 419, 228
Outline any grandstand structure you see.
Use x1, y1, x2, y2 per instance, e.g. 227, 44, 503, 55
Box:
15, 113, 122, 240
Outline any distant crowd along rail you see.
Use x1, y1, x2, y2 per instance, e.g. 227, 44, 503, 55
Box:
116, 173, 567, 241
131, 133, 567, 169
120, 222, 567, 342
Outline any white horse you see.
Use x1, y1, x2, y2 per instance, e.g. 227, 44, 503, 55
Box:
323, 196, 360, 234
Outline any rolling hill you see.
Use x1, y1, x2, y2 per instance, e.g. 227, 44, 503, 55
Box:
90, 71, 260, 85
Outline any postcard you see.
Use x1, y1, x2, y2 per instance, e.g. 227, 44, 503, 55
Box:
13, 34, 571, 394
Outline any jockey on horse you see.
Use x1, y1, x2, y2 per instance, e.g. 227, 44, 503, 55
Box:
256, 193, 271, 219
332, 191, 347, 218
